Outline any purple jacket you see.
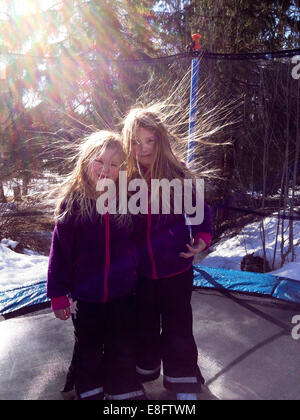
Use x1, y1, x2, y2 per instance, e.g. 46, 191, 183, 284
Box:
132, 201, 212, 279
47, 205, 137, 304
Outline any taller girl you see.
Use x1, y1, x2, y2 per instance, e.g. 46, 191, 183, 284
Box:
122, 105, 213, 400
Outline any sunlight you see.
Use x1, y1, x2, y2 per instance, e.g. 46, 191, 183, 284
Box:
0, 60, 6, 80
14, 0, 38, 15
13, 0, 57, 15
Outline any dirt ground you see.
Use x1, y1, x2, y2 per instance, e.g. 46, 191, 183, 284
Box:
0, 200, 54, 255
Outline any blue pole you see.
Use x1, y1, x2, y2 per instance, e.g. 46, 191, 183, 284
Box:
188, 57, 200, 170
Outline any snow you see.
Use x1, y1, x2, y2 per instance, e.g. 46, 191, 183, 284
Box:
0, 214, 299, 296
0, 239, 48, 292
1, 238, 19, 250
270, 262, 300, 281
200, 215, 300, 282
2, 172, 63, 196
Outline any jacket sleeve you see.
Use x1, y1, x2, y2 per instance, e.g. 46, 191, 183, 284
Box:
51, 295, 70, 311
47, 215, 76, 299
190, 201, 213, 248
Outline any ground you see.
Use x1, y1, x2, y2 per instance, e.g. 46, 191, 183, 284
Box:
1, 289, 299, 400
0, 200, 54, 255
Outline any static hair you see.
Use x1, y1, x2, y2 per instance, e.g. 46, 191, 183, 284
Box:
122, 103, 233, 184
52, 130, 126, 222
121, 60, 238, 185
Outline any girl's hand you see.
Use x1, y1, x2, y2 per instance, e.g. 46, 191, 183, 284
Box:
179, 239, 207, 259
54, 307, 71, 320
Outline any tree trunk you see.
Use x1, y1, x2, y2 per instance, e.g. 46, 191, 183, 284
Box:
281, 69, 291, 266
0, 181, 6, 203
290, 77, 300, 261
13, 185, 22, 201
22, 175, 29, 197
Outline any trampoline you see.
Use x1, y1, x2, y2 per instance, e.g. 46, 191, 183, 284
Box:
1, 275, 299, 400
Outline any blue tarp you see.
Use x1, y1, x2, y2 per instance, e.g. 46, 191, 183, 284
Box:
1, 266, 300, 315
193, 265, 300, 305
0, 281, 49, 316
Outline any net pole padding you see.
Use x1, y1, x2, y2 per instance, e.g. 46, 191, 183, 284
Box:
188, 34, 202, 170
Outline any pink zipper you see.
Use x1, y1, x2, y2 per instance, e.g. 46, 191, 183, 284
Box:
103, 212, 110, 302
147, 205, 157, 279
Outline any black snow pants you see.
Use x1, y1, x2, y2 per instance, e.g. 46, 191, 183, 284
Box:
72, 292, 145, 400
136, 266, 204, 393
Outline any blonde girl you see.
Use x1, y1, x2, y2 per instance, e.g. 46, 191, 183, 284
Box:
47, 130, 145, 400
122, 105, 213, 400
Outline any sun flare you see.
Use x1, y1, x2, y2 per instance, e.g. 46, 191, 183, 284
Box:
14, 0, 38, 15
13, 0, 55, 15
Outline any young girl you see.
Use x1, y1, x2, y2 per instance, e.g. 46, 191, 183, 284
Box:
47, 130, 145, 400
122, 105, 213, 400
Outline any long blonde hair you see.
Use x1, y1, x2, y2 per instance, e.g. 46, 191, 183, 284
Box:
53, 130, 125, 221
121, 65, 237, 186
122, 104, 194, 183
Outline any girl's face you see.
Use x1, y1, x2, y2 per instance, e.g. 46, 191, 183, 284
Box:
88, 147, 122, 186
132, 127, 156, 168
